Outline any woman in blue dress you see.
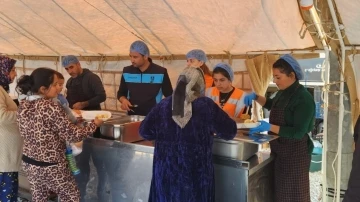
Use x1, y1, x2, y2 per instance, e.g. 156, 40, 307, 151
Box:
139, 67, 237, 202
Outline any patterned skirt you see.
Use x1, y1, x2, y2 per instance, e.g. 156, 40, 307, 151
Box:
0, 172, 18, 202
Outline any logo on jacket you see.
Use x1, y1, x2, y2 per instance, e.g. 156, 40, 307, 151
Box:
150, 76, 155, 83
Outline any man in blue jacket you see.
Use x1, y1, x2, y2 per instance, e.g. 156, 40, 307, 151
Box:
117, 41, 173, 116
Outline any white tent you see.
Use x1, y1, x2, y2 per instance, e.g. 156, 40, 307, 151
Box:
0, 0, 314, 56
6, 1, 351, 201
335, 0, 360, 105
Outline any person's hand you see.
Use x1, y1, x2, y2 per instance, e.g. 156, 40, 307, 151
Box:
76, 117, 84, 124
248, 133, 271, 143
120, 98, 133, 111
249, 121, 271, 135
93, 117, 103, 127
244, 92, 257, 106
72, 102, 88, 110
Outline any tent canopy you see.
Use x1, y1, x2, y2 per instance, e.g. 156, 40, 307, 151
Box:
335, 0, 360, 45
0, 0, 314, 56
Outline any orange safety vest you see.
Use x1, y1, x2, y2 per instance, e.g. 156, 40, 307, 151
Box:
205, 87, 246, 118
204, 74, 214, 88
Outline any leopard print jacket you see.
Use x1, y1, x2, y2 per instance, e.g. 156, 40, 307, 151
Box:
17, 98, 97, 163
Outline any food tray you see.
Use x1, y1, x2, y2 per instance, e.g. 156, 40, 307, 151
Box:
81, 110, 112, 121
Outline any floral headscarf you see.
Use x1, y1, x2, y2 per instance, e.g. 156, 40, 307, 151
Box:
0, 56, 16, 92
172, 67, 205, 128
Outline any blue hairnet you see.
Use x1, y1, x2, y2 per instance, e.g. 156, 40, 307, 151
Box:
214, 62, 234, 81
62, 55, 79, 67
186, 49, 207, 62
130, 40, 150, 56
280, 54, 304, 80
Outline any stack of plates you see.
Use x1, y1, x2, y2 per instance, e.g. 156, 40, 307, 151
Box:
236, 122, 260, 129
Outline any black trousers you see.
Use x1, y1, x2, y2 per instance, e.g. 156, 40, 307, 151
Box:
343, 116, 360, 201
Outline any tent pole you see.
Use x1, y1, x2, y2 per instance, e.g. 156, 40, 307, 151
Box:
327, 0, 347, 201
306, 5, 331, 202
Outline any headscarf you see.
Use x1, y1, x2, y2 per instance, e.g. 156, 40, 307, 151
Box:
279, 54, 304, 80
186, 49, 208, 62
130, 40, 150, 56
172, 67, 205, 128
213, 62, 234, 81
0, 56, 16, 92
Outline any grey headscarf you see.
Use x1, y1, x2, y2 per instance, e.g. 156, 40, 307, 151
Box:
172, 67, 205, 128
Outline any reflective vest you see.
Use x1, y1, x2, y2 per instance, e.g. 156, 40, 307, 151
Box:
205, 87, 246, 118
204, 74, 214, 88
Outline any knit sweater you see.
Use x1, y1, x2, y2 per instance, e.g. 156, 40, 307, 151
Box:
0, 86, 22, 172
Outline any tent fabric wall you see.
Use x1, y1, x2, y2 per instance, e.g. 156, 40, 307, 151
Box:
334, 0, 360, 45
0, 0, 314, 56
9, 57, 251, 110
331, 0, 360, 124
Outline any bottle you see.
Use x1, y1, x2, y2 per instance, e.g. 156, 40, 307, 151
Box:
65, 146, 80, 175
314, 87, 323, 119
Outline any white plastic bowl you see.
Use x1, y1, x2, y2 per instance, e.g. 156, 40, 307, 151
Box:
81, 110, 112, 121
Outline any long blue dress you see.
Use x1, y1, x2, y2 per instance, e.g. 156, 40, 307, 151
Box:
139, 96, 237, 202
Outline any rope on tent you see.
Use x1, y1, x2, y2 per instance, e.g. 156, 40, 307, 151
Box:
223, 51, 233, 65
80, 55, 92, 66
207, 55, 214, 68
54, 55, 62, 72
116, 55, 121, 66
350, 46, 357, 62
161, 55, 174, 65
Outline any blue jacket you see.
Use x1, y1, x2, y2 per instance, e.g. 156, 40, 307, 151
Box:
117, 63, 173, 115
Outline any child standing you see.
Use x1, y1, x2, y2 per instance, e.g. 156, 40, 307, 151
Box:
55, 72, 78, 124
54, 72, 83, 156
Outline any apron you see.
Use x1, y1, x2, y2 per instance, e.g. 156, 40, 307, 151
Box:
269, 85, 311, 202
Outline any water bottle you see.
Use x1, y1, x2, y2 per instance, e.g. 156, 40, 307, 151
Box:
314, 87, 323, 119
65, 146, 80, 175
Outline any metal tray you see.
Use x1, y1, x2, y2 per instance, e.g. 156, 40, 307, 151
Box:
100, 115, 145, 142
213, 137, 259, 160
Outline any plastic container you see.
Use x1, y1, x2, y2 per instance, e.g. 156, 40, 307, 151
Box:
312, 147, 323, 155
65, 147, 80, 175
314, 87, 323, 119
310, 147, 322, 172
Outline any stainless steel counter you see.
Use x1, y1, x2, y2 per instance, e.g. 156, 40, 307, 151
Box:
78, 138, 273, 202
18, 112, 274, 202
